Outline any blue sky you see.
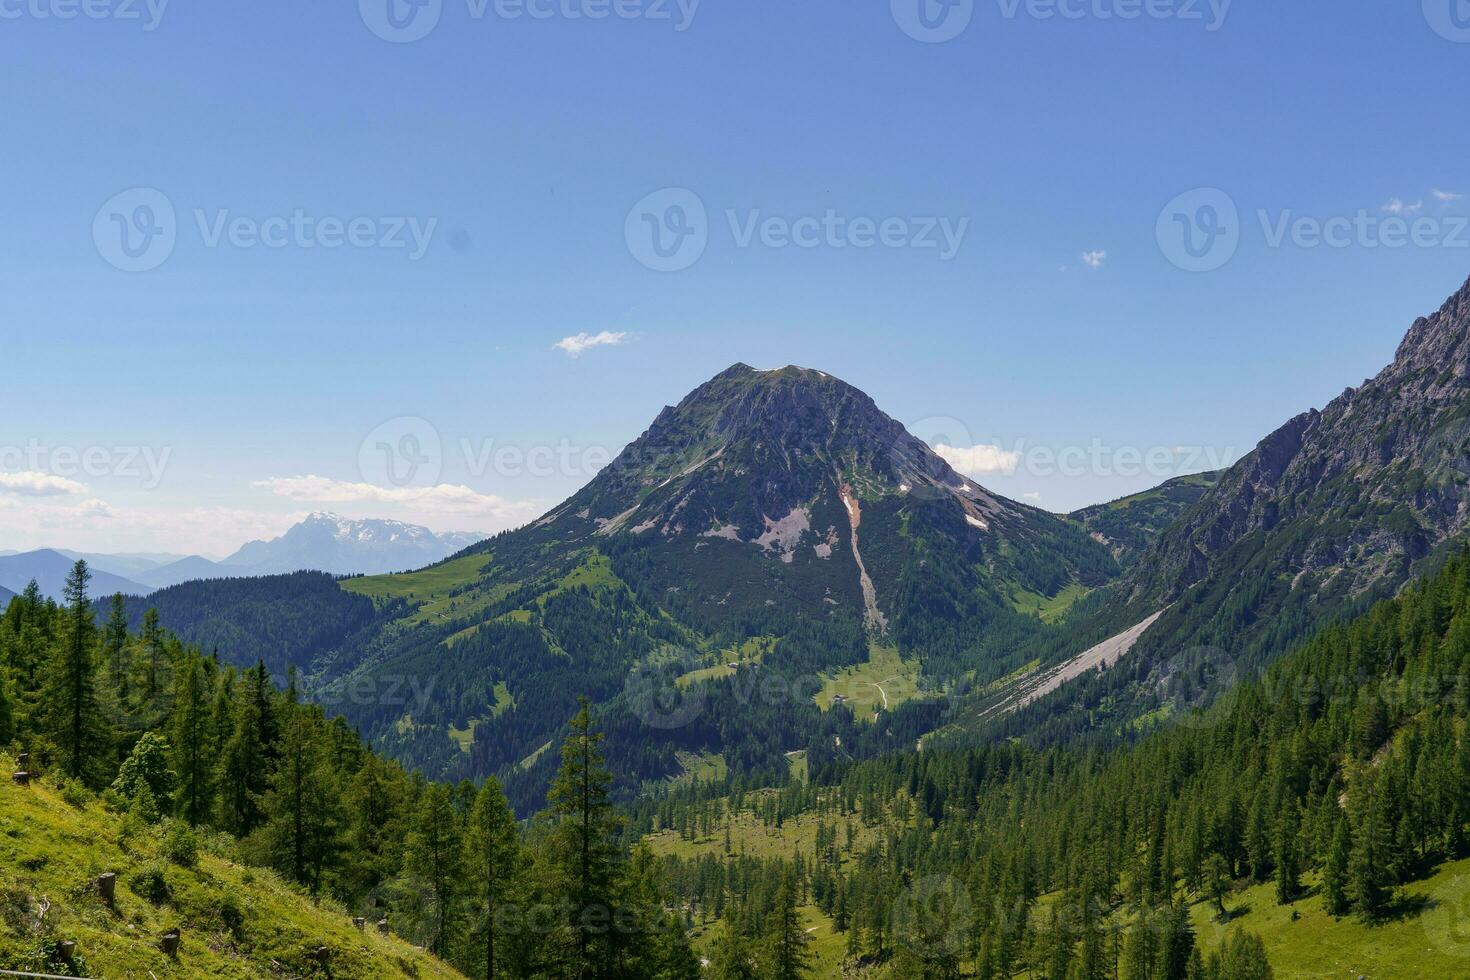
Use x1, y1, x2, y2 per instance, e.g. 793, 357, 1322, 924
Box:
2, 0, 1469, 555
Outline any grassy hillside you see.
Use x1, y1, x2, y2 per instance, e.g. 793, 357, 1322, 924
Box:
0, 757, 460, 980
1184, 859, 1470, 979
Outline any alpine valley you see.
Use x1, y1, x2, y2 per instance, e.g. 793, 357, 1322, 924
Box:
115, 275, 1470, 825
9, 274, 1470, 978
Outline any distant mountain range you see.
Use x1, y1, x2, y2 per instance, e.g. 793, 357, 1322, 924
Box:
0, 515, 488, 599
0, 550, 155, 600
218, 513, 487, 579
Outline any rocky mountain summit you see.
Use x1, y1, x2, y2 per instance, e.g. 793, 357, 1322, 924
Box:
1123, 274, 1470, 659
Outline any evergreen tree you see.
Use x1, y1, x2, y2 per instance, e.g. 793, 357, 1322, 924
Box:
547, 699, 622, 978
43, 560, 109, 785
1322, 813, 1350, 916
1208, 929, 1272, 980
1272, 801, 1300, 904
407, 782, 463, 959
139, 607, 165, 702
218, 669, 269, 835
261, 707, 342, 893
708, 917, 757, 980
762, 877, 812, 980
102, 593, 129, 693
171, 650, 214, 826
1348, 795, 1392, 920
1157, 902, 1195, 980
461, 777, 521, 979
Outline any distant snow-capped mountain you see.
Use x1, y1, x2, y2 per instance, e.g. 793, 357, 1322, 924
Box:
219, 513, 488, 577
0, 516, 490, 596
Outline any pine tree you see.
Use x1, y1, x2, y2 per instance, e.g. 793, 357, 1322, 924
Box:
139, 607, 165, 702
1322, 813, 1350, 916
43, 560, 109, 785
1157, 902, 1195, 980
763, 877, 812, 980
462, 777, 521, 979
262, 707, 342, 893
171, 650, 214, 826
407, 782, 463, 959
1348, 795, 1392, 920
101, 593, 129, 693
1209, 929, 1273, 980
1272, 801, 1300, 904
218, 670, 269, 835
708, 917, 757, 980
547, 699, 622, 978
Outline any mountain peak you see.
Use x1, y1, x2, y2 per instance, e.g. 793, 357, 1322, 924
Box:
1394, 272, 1470, 367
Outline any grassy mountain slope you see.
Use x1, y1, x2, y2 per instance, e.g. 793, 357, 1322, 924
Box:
0, 759, 459, 979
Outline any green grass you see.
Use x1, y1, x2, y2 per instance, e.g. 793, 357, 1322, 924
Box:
815, 642, 921, 723
555, 553, 622, 593
341, 552, 513, 626
0, 759, 458, 979
1187, 859, 1470, 979
684, 905, 844, 974
675, 637, 778, 689
1009, 581, 1090, 622
644, 792, 883, 865
446, 682, 516, 753
667, 751, 728, 788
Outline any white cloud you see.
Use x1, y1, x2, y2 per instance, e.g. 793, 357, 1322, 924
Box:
1081, 250, 1107, 269
554, 331, 629, 357
0, 471, 87, 496
934, 443, 1022, 477
1023, 492, 1042, 502
253, 475, 543, 526
1382, 198, 1423, 215
0, 496, 294, 557
1433, 188, 1465, 203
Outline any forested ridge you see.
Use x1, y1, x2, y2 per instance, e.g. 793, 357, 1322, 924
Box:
634, 550, 1470, 977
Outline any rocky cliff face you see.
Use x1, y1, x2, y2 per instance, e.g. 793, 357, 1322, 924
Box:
1126, 274, 1470, 646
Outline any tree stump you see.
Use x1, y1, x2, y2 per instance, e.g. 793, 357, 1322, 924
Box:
376, 918, 389, 935
352, 916, 365, 930
310, 946, 332, 967
11, 771, 28, 786
16, 752, 28, 768
98, 872, 117, 907
161, 929, 181, 957
58, 940, 76, 961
